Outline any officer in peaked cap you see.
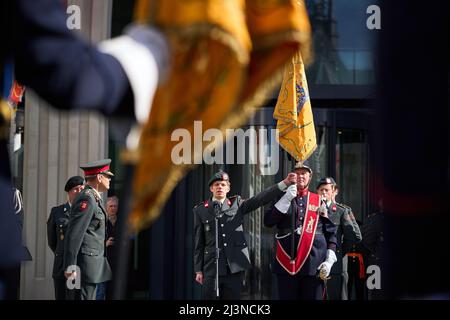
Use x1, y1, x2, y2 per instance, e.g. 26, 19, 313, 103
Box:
63, 159, 113, 300
47, 176, 85, 300
80, 159, 115, 178
264, 161, 338, 300
194, 169, 297, 299
316, 177, 362, 300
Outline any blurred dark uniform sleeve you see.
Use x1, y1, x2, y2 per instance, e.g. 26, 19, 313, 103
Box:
12, 0, 133, 116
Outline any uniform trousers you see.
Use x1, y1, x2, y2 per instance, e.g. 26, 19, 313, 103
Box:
203, 270, 244, 300
54, 278, 80, 300
80, 282, 97, 300
347, 256, 365, 300
276, 273, 324, 300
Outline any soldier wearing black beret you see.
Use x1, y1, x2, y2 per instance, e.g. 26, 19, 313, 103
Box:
47, 176, 84, 300
194, 170, 297, 299
316, 177, 362, 300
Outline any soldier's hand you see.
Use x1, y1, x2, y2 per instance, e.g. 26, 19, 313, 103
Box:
283, 173, 297, 186
318, 202, 328, 218
106, 237, 114, 247
317, 262, 331, 280
195, 272, 204, 285
64, 271, 77, 280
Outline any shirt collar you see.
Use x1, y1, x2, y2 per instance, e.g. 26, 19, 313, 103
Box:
297, 188, 309, 197
86, 185, 102, 201
212, 197, 226, 204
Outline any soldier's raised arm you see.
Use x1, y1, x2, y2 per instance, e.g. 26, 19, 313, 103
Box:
238, 172, 297, 214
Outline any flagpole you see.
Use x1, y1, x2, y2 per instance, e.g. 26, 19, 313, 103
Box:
290, 197, 296, 264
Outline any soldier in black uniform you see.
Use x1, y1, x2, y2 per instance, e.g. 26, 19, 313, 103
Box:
316, 178, 362, 300
47, 176, 84, 300
344, 220, 366, 300
63, 159, 114, 300
193, 170, 296, 300
264, 162, 338, 300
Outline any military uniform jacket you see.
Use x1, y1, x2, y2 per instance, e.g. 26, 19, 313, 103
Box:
47, 202, 71, 279
264, 192, 338, 276
328, 203, 362, 275
194, 184, 284, 278
63, 186, 112, 284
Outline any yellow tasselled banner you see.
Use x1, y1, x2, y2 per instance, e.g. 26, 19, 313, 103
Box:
274, 52, 317, 161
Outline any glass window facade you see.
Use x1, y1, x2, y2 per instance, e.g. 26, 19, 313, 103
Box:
306, 0, 377, 85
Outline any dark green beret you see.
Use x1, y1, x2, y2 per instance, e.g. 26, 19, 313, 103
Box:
316, 177, 337, 189
208, 170, 230, 186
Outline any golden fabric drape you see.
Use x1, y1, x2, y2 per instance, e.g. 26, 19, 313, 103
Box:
128, 0, 312, 232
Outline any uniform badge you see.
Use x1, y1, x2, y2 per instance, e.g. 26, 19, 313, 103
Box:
80, 201, 88, 211
308, 204, 318, 211
332, 205, 337, 212
305, 216, 315, 233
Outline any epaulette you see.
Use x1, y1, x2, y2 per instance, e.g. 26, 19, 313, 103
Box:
337, 202, 352, 211
81, 189, 100, 203
228, 195, 239, 205
194, 200, 209, 209
78, 189, 91, 200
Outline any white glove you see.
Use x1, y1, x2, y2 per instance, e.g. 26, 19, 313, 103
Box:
274, 184, 297, 213
98, 25, 170, 125
317, 249, 337, 279
318, 200, 328, 218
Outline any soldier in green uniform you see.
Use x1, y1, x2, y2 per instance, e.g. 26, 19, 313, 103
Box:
63, 159, 114, 300
316, 177, 362, 300
193, 170, 296, 300
47, 176, 84, 300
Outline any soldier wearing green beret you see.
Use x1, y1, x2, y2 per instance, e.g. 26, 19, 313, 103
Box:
193, 170, 297, 300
